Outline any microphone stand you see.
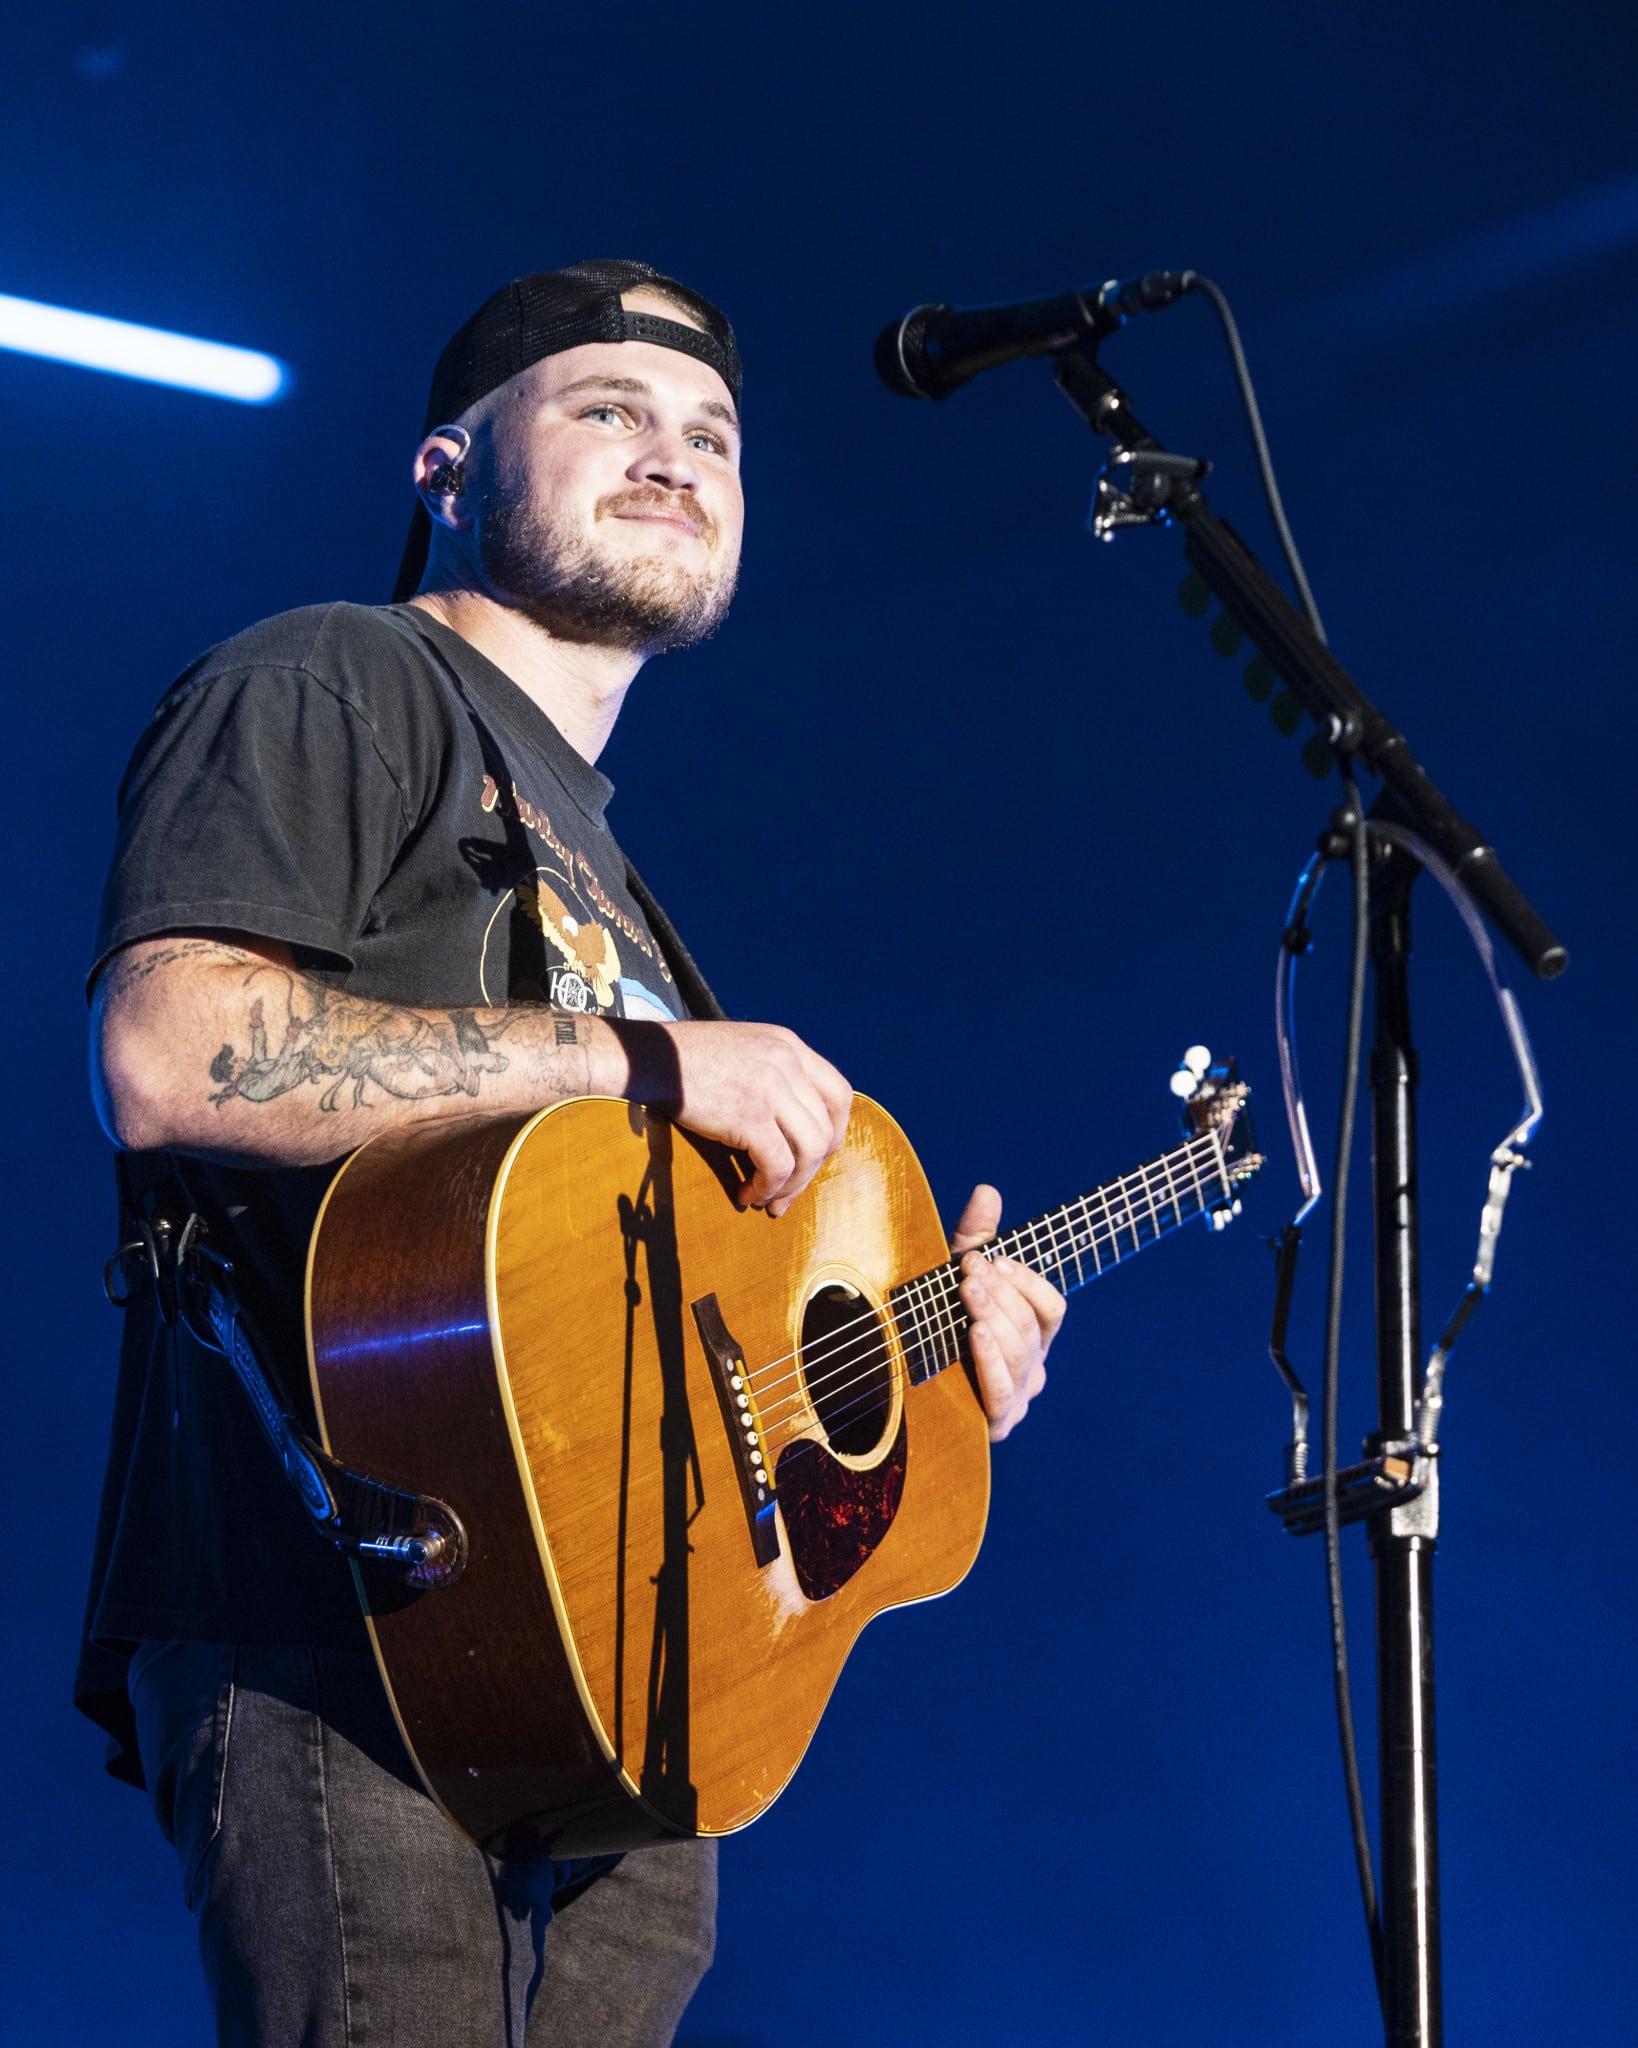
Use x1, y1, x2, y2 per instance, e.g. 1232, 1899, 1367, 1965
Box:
1049, 344, 1566, 2048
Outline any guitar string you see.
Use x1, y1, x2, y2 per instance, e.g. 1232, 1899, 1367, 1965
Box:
745, 1134, 1230, 1433
754, 1133, 1251, 1455
736, 1131, 1229, 1414
741, 1130, 1228, 1417
745, 1138, 1232, 1443
754, 1185, 1217, 1449
756, 1178, 1220, 1453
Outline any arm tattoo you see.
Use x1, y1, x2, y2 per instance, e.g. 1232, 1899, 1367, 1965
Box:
100, 937, 262, 1000
209, 969, 511, 1114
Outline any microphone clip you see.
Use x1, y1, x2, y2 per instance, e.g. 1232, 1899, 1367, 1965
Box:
1089, 446, 1213, 543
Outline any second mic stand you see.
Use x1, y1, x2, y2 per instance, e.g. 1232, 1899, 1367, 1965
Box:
1050, 342, 1566, 2048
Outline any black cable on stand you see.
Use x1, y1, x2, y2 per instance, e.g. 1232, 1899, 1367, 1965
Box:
1323, 768, 1385, 1996
1044, 316, 1561, 2047
870, 275, 1566, 2043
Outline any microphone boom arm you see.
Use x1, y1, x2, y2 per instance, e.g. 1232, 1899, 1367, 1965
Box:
1051, 344, 1567, 982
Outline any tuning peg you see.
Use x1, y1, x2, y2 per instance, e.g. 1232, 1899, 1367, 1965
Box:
1182, 1045, 1212, 1077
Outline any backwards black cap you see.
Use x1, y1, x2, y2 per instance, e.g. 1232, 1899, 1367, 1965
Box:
392, 258, 742, 604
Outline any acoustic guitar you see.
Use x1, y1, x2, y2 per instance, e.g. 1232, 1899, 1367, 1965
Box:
305, 1051, 1260, 1857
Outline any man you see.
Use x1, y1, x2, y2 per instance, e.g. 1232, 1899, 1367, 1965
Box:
81, 260, 1064, 2046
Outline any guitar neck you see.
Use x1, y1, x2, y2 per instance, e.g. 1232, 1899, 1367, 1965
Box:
890, 1130, 1233, 1386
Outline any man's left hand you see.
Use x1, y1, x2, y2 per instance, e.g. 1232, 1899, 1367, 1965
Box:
953, 1184, 1066, 1442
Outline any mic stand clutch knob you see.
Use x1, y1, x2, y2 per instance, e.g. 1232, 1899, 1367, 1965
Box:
1089, 445, 1213, 541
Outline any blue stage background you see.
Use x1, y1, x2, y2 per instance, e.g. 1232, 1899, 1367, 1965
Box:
4, 6, 1633, 2042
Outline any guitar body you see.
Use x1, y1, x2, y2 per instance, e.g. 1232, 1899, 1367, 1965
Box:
306, 1094, 991, 1858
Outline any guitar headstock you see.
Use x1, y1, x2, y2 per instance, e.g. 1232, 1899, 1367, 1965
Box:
1169, 1046, 1264, 1226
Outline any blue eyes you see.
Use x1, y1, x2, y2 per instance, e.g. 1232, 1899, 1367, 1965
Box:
577, 405, 728, 457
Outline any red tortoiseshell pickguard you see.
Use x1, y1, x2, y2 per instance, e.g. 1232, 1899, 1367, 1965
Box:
774, 1418, 908, 1601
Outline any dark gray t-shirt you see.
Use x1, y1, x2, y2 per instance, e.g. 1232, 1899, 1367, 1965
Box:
78, 602, 694, 1777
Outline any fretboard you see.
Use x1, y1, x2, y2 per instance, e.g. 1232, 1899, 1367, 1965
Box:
890, 1130, 1233, 1385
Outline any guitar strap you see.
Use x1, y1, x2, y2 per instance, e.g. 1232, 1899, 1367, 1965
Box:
106, 1152, 466, 1589
434, 646, 729, 1024
105, 639, 725, 1584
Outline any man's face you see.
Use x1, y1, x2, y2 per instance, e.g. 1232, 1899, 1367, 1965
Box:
467, 293, 744, 654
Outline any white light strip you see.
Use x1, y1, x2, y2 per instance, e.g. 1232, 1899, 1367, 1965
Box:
0, 292, 290, 404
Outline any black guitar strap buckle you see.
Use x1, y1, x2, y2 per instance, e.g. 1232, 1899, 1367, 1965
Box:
104, 1210, 202, 1330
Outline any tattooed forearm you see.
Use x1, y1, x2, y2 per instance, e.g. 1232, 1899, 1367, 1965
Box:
208, 972, 514, 1114
94, 933, 620, 1164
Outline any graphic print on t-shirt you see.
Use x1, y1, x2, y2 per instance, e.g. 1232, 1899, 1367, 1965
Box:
476, 774, 679, 1022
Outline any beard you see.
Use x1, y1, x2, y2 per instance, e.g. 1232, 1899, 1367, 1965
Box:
475, 479, 738, 654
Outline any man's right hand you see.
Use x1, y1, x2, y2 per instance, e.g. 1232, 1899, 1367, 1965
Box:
618, 1020, 853, 1217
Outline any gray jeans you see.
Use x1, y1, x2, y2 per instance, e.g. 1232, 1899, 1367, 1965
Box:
128, 1640, 717, 2047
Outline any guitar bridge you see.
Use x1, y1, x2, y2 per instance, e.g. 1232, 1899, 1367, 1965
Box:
691, 1293, 780, 1566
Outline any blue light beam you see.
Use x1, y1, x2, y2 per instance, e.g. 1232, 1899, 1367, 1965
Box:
0, 291, 291, 404
1272, 171, 1638, 364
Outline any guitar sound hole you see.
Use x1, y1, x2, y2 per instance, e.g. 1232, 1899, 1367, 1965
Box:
801, 1284, 892, 1457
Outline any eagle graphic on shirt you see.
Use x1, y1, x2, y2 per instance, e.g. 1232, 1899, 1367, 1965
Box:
516, 875, 621, 1009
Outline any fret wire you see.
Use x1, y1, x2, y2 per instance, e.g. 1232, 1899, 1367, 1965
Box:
893, 1277, 917, 1379
1129, 1165, 1148, 1246
1119, 1173, 1144, 1256
933, 1269, 958, 1368
950, 1261, 968, 1358
1146, 1158, 1169, 1235
1054, 1198, 1080, 1283
1130, 1165, 1156, 1247
1023, 1203, 1062, 1282
803, 1140, 1228, 1430
1171, 1146, 1195, 1220
1145, 1163, 1165, 1232
918, 1273, 938, 1371
1081, 1191, 1104, 1276
1212, 1129, 1233, 1203
766, 1139, 1229, 1419
1119, 1176, 1140, 1258
931, 1270, 955, 1370
934, 1265, 960, 1368
1098, 1181, 1123, 1264
920, 1271, 942, 1368
1136, 1167, 1156, 1248
904, 1273, 934, 1380
762, 1137, 1228, 1407
929, 1268, 957, 1371
1155, 1151, 1174, 1229
1008, 1140, 1220, 1283
1184, 1139, 1206, 1218
960, 1137, 1222, 1297
750, 1140, 1233, 1424
1062, 1200, 1088, 1288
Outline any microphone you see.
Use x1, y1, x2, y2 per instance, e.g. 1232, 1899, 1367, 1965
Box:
873, 271, 1195, 401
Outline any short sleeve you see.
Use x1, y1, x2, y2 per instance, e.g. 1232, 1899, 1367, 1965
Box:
90, 663, 413, 991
